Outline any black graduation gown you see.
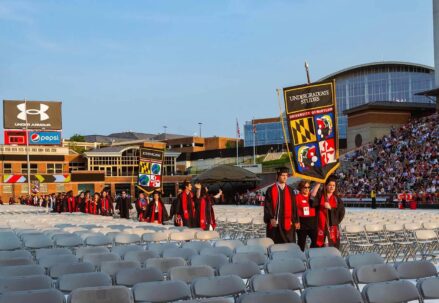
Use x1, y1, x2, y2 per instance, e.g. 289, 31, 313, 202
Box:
77, 197, 86, 213
314, 192, 345, 248
264, 184, 299, 244
314, 192, 345, 227
196, 195, 216, 231
116, 197, 132, 219
175, 191, 197, 228
146, 200, 169, 224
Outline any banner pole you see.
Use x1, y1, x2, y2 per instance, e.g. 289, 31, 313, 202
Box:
276, 89, 295, 174
305, 61, 311, 84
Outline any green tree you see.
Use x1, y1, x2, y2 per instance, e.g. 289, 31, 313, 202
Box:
69, 134, 85, 142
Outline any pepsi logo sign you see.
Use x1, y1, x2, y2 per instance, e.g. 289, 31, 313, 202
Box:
28, 131, 61, 145
31, 133, 40, 142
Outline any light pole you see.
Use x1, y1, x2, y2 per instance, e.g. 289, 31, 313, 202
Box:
24, 98, 31, 196
198, 122, 202, 137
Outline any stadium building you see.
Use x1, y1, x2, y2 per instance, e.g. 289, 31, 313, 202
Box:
244, 61, 435, 147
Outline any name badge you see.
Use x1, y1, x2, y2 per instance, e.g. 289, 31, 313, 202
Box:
303, 207, 310, 216
302, 199, 307, 204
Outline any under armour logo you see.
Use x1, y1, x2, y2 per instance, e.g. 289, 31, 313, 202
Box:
17, 103, 49, 121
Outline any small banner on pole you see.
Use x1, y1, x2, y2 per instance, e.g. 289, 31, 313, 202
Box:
283, 81, 339, 182
138, 147, 164, 192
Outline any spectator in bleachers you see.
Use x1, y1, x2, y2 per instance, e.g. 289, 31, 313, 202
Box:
371, 189, 377, 209
263, 167, 299, 244
315, 176, 345, 249
295, 180, 319, 251
338, 113, 438, 203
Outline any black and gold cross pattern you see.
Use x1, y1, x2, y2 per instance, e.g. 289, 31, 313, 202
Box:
139, 161, 151, 174
290, 117, 317, 145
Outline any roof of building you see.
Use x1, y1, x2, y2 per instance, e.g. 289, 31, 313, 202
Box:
84, 132, 189, 144
84, 145, 139, 156
415, 87, 439, 97
319, 61, 434, 81
343, 101, 436, 115
84, 145, 181, 158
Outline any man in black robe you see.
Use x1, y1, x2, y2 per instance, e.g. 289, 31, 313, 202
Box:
264, 167, 300, 244
116, 190, 132, 219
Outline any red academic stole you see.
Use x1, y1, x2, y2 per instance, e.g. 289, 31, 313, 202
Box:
67, 197, 75, 212
149, 202, 163, 224
182, 192, 194, 220
316, 194, 339, 247
271, 185, 292, 231
200, 196, 216, 230
101, 198, 110, 212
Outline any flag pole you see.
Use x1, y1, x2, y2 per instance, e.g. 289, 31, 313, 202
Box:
252, 120, 256, 165
305, 61, 311, 84
236, 118, 239, 165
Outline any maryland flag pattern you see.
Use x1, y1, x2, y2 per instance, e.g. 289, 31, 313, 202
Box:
290, 117, 316, 145
283, 81, 339, 183
139, 162, 151, 174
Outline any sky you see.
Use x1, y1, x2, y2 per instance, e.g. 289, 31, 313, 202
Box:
0, 0, 435, 140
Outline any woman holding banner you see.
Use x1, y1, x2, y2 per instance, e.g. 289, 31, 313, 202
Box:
295, 180, 320, 251
315, 176, 345, 249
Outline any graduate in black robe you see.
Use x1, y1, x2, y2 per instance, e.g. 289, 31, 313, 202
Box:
116, 190, 132, 219
196, 186, 221, 231
175, 181, 197, 228
76, 192, 86, 213
146, 190, 169, 224
264, 167, 300, 244
315, 176, 345, 249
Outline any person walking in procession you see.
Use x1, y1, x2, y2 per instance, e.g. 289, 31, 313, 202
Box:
315, 176, 345, 249
295, 180, 320, 251
175, 181, 197, 228
116, 190, 132, 219
264, 167, 300, 244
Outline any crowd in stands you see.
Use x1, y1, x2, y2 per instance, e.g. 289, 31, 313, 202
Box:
337, 113, 438, 203
234, 191, 265, 205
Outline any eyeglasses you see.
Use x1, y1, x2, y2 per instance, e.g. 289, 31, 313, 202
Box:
303, 187, 311, 189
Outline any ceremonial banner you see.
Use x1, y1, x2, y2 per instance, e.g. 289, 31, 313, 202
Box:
283, 81, 339, 182
138, 147, 164, 192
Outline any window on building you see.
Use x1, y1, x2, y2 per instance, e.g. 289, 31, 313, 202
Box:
3, 163, 12, 174
21, 164, 38, 174
56, 184, 65, 192
39, 183, 48, 193
21, 184, 29, 193
47, 163, 63, 174
2, 185, 12, 194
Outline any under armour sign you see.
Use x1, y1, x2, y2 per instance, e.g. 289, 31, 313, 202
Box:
17, 103, 50, 121
3, 100, 62, 130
